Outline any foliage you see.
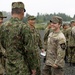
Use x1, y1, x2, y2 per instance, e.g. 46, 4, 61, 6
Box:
35, 23, 46, 30
2, 11, 75, 30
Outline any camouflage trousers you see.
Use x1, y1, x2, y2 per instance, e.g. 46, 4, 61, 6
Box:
0, 64, 5, 75
0, 57, 6, 75
42, 65, 64, 75
28, 48, 41, 75
67, 47, 75, 65
5, 59, 30, 75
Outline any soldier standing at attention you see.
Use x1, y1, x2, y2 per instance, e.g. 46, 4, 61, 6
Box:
42, 16, 66, 75
27, 15, 44, 75
0, 12, 7, 75
0, 2, 37, 75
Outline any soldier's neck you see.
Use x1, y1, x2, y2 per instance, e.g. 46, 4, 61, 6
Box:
54, 28, 60, 33
12, 14, 22, 20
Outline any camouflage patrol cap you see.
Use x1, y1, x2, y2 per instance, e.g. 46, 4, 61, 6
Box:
70, 20, 75, 24
12, 2, 26, 12
50, 16, 62, 24
28, 15, 36, 20
63, 22, 69, 26
0, 12, 7, 18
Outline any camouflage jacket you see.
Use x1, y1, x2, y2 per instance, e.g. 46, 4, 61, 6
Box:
46, 31, 66, 68
0, 17, 38, 74
44, 27, 52, 50
62, 27, 71, 42
27, 24, 43, 49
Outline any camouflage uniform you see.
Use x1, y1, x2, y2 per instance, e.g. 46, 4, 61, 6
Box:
44, 23, 52, 51
42, 16, 66, 75
0, 12, 7, 75
67, 26, 75, 65
62, 20, 75, 65
27, 16, 43, 75
0, 2, 36, 75
43, 23, 52, 63
61, 23, 71, 63
61, 23, 70, 40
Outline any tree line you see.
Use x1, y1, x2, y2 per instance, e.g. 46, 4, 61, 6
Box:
3, 11, 75, 23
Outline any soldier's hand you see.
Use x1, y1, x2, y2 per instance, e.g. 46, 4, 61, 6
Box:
52, 64, 58, 68
31, 69, 36, 75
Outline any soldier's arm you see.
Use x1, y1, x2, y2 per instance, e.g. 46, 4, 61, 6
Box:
43, 30, 50, 51
54, 37, 66, 67
22, 25, 38, 71
44, 29, 49, 41
0, 25, 5, 57
38, 33, 44, 49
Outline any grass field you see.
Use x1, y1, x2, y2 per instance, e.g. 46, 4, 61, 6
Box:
35, 23, 47, 30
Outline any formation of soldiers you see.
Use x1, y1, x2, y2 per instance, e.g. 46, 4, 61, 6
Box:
0, 1, 75, 75
61, 21, 75, 66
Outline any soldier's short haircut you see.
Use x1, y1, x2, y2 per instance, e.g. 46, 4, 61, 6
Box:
11, 8, 24, 14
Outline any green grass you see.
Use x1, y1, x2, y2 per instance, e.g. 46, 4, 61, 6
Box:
35, 23, 47, 30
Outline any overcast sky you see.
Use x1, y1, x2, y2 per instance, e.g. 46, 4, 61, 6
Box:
0, 0, 75, 17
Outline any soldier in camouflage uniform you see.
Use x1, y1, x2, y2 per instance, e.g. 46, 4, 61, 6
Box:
0, 2, 37, 75
42, 16, 66, 75
44, 22, 52, 51
67, 20, 75, 66
27, 15, 44, 75
0, 12, 7, 75
61, 23, 70, 37
43, 22, 52, 63
61, 23, 71, 63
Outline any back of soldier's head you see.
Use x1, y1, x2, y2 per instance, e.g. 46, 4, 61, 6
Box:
11, 2, 26, 14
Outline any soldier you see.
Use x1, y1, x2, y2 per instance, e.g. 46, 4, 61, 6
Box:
43, 22, 52, 63
67, 20, 75, 66
0, 12, 7, 25
27, 15, 44, 75
0, 12, 7, 75
42, 16, 66, 75
0, 2, 37, 75
61, 23, 71, 63
62, 23, 70, 36
70, 20, 75, 27
44, 22, 52, 51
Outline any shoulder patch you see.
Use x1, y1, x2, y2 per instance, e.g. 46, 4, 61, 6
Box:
60, 43, 66, 50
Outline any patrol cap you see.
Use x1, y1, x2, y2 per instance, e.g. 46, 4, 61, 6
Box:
62, 22, 69, 28
12, 2, 26, 12
0, 12, 7, 18
63, 22, 69, 26
28, 15, 36, 20
50, 16, 62, 24
70, 20, 75, 24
